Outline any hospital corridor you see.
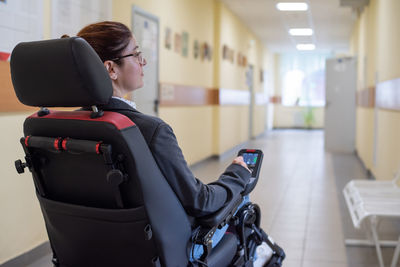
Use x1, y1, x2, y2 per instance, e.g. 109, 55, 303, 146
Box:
1, 0, 399, 267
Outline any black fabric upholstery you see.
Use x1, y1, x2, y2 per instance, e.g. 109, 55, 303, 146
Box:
24, 112, 192, 266
12, 38, 244, 267
207, 233, 238, 267
10, 37, 112, 107
36, 193, 157, 267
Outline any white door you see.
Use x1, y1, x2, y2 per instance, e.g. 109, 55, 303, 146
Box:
131, 6, 159, 116
247, 65, 254, 139
324, 57, 357, 153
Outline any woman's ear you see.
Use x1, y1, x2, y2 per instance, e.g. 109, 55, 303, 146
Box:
103, 60, 118, 80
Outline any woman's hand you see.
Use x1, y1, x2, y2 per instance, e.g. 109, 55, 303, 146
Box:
232, 156, 251, 173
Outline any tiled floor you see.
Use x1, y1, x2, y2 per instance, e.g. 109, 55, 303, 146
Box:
24, 129, 400, 267
192, 129, 400, 267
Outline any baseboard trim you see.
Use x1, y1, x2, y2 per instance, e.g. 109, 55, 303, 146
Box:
272, 127, 324, 130
1, 242, 51, 267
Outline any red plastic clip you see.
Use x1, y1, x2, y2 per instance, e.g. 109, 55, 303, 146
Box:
95, 142, 102, 154
24, 136, 31, 147
54, 137, 62, 150
61, 138, 68, 151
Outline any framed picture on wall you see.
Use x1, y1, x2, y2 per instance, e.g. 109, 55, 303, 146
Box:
182, 31, 189, 57
193, 40, 199, 59
222, 45, 228, 60
164, 27, 171, 49
174, 33, 181, 53
200, 42, 206, 61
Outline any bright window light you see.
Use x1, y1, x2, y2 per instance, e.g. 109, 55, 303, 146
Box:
289, 28, 313, 36
276, 2, 308, 11
296, 44, 316, 51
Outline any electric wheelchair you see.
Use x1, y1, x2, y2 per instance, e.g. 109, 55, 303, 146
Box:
11, 37, 285, 267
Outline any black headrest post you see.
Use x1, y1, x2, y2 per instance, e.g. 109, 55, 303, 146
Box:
10, 37, 113, 108
38, 107, 50, 117
90, 105, 104, 119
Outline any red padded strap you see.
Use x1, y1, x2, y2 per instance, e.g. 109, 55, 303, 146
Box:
28, 110, 135, 130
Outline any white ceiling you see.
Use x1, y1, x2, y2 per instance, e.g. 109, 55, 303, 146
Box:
220, 0, 357, 53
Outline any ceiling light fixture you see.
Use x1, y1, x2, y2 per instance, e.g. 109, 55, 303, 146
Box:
276, 2, 308, 11
296, 44, 315, 50
289, 28, 313, 36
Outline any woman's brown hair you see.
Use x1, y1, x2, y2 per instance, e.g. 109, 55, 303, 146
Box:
77, 21, 132, 65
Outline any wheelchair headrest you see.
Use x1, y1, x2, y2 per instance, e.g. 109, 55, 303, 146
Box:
10, 37, 112, 107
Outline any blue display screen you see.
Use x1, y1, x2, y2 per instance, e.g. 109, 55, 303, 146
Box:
243, 153, 258, 168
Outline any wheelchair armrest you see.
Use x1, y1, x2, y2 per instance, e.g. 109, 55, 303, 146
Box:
196, 194, 243, 229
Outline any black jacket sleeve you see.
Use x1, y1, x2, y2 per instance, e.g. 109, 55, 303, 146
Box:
149, 122, 251, 217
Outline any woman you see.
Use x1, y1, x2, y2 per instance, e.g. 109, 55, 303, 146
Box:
76, 21, 251, 261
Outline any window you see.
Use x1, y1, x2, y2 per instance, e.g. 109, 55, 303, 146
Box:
280, 53, 330, 107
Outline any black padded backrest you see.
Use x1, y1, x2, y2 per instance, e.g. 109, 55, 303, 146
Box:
24, 111, 192, 267
10, 37, 112, 107
11, 37, 192, 266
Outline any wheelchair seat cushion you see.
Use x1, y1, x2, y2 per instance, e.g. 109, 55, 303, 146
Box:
205, 233, 237, 267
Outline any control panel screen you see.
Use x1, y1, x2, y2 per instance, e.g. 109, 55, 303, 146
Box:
243, 153, 258, 169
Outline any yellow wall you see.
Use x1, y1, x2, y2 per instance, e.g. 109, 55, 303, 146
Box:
215, 2, 268, 153
375, 110, 400, 180
357, 8, 367, 90
355, 108, 375, 170
374, 0, 400, 180
159, 106, 214, 164
0, 1, 52, 264
218, 106, 250, 153
1, 1, 272, 263
112, 0, 217, 164
114, 0, 215, 87
353, 3, 376, 171
253, 105, 267, 136
113, 0, 269, 160
376, 0, 400, 83
217, 2, 261, 91
365, 0, 378, 88
351, 0, 400, 180
273, 106, 324, 129
0, 114, 48, 264
251, 40, 269, 137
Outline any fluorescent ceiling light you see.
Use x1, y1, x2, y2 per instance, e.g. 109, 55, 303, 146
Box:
276, 2, 308, 11
296, 44, 315, 50
289, 28, 313, 36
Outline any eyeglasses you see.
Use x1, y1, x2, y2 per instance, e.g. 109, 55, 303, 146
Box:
110, 51, 146, 65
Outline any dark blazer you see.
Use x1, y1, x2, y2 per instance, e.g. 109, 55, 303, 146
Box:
99, 98, 250, 217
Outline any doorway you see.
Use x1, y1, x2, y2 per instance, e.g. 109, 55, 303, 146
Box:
131, 6, 160, 116
247, 65, 254, 139
324, 57, 357, 153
